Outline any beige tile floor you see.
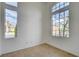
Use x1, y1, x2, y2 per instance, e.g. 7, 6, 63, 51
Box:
1, 43, 76, 57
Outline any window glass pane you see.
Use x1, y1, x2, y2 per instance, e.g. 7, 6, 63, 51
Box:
64, 30, 69, 37
52, 15, 56, 21
60, 12, 64, 19
5, 9, 17, 38
52, 15, 55, 25
54, 25, 59, 36
52, 5, 56, 12
64, 17, 69, 37
59, 2, 65, 8
52, 15, 56, 36
51, 2, 69, 37
65, 10, 69, 17
55, 24, 59, 36
60, 18, 64, 24
55, 20, 59, 27
55, 3, 59, 10
55, 13, 59, 20
60, 24, 64, 36
53, 21, 55, 26
65, 16, 69, 25
60, 24, 63, 30
65, 2, 69, 6
55, 13, 60, 36
52, 26, 56, 36
5, 2, 17, 7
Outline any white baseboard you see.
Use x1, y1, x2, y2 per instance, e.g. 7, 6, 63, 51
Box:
2, 41, 44, 55
46, 42, 79, 57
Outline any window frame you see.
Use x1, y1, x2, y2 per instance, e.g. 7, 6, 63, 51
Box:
4, 2, 18, 39
51, 2, 70, 38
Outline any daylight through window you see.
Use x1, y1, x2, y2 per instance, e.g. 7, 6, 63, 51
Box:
5, 2, 17, 39
51, 2, 69, 37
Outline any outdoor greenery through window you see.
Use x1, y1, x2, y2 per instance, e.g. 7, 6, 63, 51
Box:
51, 2, 69, 37
5, 2, 17, 39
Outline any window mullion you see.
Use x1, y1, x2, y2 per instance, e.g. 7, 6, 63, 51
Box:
52, 2, 69, 37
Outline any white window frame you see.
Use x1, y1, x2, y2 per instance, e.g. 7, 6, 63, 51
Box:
51, 2, 70, 38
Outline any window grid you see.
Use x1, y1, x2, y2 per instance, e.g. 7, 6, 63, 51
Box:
5, 2, 17, 39
52, 2, 69, 37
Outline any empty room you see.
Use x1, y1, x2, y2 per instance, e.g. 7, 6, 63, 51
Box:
0, 2, 79, 57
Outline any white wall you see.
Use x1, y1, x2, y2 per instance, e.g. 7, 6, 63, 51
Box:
41, 2, 50, 42
1, 2, 79, 56
1, 2, 45, 54
45, 2, 79, 56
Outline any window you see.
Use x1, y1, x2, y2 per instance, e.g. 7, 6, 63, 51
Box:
51, 2, 69, 37
4, 2, 17, 39
5, 2, 17, 7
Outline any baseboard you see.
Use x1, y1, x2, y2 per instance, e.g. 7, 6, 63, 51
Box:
1, 41, 44, 56
45, 42, 78, 57
1, 41, 78, 57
